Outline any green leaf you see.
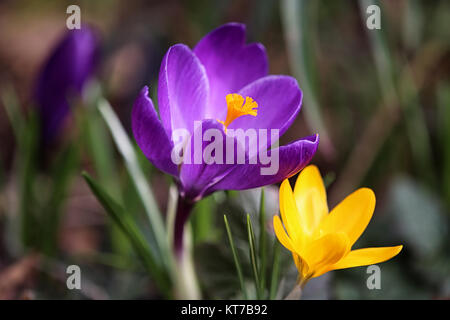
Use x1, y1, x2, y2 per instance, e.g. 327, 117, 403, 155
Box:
258, 188, 267, 297
1, 87, 39, 249
247, 214, 261, 299
358, 0, 396, 101
97, 98, 172, 271
280, 0, 333, 157
1, 85, 24, 142
18, 111, 39, 249
42, 142, 79, 255
269, 239, 281, 299
398, 67, 436, 186
84, 103, 120, 197
223, 215, 248, 299
82, 172, 172, 298
82, 96, 131, 256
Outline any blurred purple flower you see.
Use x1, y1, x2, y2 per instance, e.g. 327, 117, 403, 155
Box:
131, 23, 319, 253
35, 26, 99, 142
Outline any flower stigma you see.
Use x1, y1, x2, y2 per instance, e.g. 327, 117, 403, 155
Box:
218, 93, 258, 131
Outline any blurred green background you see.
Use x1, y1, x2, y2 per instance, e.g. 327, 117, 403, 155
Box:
0, 0, 449, 299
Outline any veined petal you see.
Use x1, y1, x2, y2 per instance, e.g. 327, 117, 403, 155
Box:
331, 245, 403, 271
203, 134, 319, 194
132, 87, 178, 176
293, 165, 329, 235
229, 75, 302, 151
293, 252, 310, 279
318, 188, 376, 246
193, 23, 268, 121
302, 232, 350, 278
273, 215, 294, 252
158, 44, 209, 135
279, 180, 306, 251
179, 119, 243, 200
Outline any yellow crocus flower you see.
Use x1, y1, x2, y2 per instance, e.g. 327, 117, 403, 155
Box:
273, 165, 402, 286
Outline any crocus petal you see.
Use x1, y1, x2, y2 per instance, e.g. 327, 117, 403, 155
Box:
293, 253, 310, 279
318, 188, 376, 246
273, 214, 295, 252
279, 179, 306, 252
193, 23, 268, 121
179, 119, 244, 200
158, 44, 209, 135
228, 75, 302, 151
132, 86, 178, 176
302, 232, 350, 278
294, 165, 329, 235
205, 134, 319, 194
331, 245, 403, 271
35, 26, 98, 141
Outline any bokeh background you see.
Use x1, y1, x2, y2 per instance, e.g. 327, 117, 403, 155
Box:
0, 0, 449, 299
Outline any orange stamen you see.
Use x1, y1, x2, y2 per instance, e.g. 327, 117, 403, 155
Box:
218, 93, 258, 131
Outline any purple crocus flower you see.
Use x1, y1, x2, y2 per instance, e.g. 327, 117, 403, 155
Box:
35, 26, 99, 142
132, 23, 319, 254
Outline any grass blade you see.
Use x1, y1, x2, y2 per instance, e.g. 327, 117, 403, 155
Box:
82, 172, 172, 297
42, 142, 79, 255
358, 0, 435, 185
269, 239, 281, 300
1, 85, 24, 142
247, 214, 261, 299
18, 112, 39, 249
280, 0, 334, 159
82, 97, 132, 256
258, 188, 267, 297
97, 98, 171, 270
84, 104, 120, 197
358, 0, 396, 100
223, 215, 248, 299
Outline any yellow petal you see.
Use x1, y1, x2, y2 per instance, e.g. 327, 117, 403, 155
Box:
279, 179, 306, 251
331, 245, 403, 270
292, 252, 309, 279
293, 165, 329, 234
293, 252, 302, 271
318, 188, 375, 246
302, 232, 350, 278
273, 215, 294, 252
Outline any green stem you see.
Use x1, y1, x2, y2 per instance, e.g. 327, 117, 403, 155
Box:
224, 215, 248, 299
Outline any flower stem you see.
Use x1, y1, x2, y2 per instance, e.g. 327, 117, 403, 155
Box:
170, 193, 200, 299
173, 195, 194, 258
285, 284, 303, 300
285, 276, 308, 300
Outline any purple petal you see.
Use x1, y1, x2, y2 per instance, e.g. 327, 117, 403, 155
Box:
35, 26, 99, 142
179, 119, 245, 200
228, 75, 303, 149
193, 23, 268, 121
132, 86, 178, 176
158, 44, 209, 136
203, 134, 319, 194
